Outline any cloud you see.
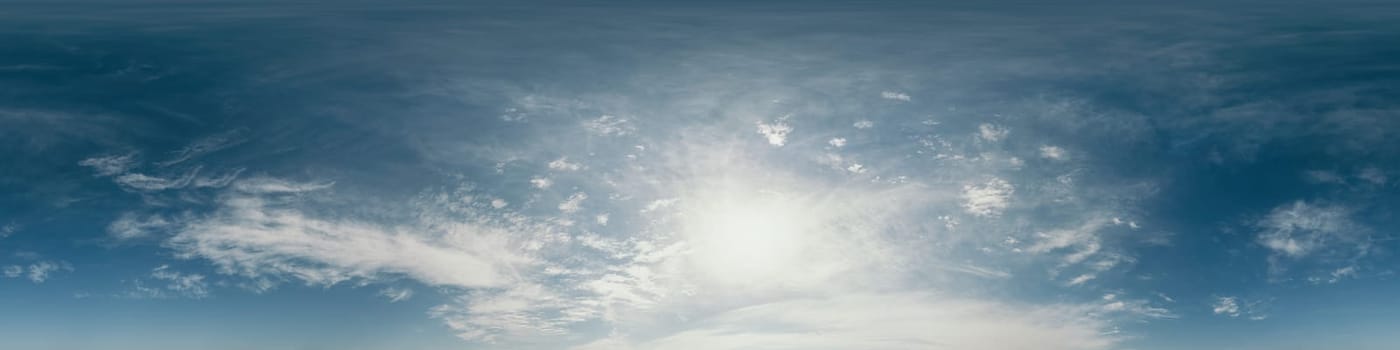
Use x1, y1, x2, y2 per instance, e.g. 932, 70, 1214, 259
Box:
619, 294, 1123, 350
548, 157, 583, 171
133, 265, 212, 299
558, 192, 588, 213
828, 137, 847, 148
852, 119, 874, 129
961, 178, 1014, 217
880, 91, 911, 101
380, 287, 414, 303
0, 222, 17, 239
78, 153, 138, 176
1039, 145, 1067, 160
530, 177, 553, 189
167, 179, 531, 290
107, 212, 172, 240
155, 128, 248, 167
583, 115, 634, 136
1211, 296, 1268, 320
3, 261, 73, 283
978, 123, 1009, 142
755, 118, 793, 146
1255, 201, 1371, 279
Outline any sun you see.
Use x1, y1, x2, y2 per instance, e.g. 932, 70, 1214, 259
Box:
683, 189, 810, 289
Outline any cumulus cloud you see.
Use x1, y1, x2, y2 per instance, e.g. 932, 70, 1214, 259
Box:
962, 178, 1014, 217
0, 222, 17, 239
558, 192, 588, 213
756, 118, 793, 146
978, 123, 1008, 142
852, 119, 874, 129
548, 157, 583, 171
828, 137, 847, 148
1039, 145, 1067, 160
137, 265, 211, 299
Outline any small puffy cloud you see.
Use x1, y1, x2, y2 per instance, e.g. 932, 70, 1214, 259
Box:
1256, 201, 1368, 264
490, 198, 509, 209
1040, 145, 1067, 160
0, 222, 17, 239
828, 137, 847, 148
978, 123, 1009, 142
880, 91, 911, 101
559, 192, 588, 213
78, 153, 138, 176
1212, 296, 1268, 320
107, 212, 172, 240
1067, 273, 1096, 286
756, 118, 793, 146
150, 265, 211, 299
4, 261, 73, 283
548, 157, 583, 171
530, 177, 553, 189
583, 115, 634, 136
380, 287, 414, 303
961, 178, 1014, 217
852, 119, 874, 129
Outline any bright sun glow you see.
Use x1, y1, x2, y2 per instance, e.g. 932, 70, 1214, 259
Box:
684, 190, 809, 288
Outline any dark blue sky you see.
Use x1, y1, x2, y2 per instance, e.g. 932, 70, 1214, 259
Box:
3, 1, 1399, 349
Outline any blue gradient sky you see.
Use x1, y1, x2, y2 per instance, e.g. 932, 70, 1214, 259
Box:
4, 1, 1400, 349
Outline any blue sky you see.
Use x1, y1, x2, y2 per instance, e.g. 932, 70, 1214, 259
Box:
3, 1, 1400, 349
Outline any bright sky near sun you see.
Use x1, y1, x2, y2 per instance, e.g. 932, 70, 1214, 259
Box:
4, 1, 1400, 350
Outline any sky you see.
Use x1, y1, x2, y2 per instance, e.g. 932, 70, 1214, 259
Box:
3, 1, 1400, 349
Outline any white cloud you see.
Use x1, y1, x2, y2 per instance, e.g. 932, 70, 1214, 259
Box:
1039, 145, 1067, 160
1256, 201, 1371, 280
148, 265, 211, 299
583, 115, 634, 136
167, 179, 531, 290
156, 128, 248, 167
559, 192, 588, 213
1303, 170, 1345, 184
107, 212, 171, 240
978, 123, 1008, 142
852, 119, 874, 129
1, 265, 21, 278
961, 178, 1014, 217
621, 294, 1122, 350
6, 261, 73, 283
530, 177, 553, 189
114, 172, 196, 191
1357, 167, 1387, 185
491, 198, 509, 208
1212, 296, 1268, 320
78, 153, 138, 176
828, 137, 847, 148
880, 91, 911, 101
1067, 273, 1096, 286
233, 177, 334, 194
548, 157, 583, 171
380, 287, 414, 303
0, 222, 17, 239
756, 118, 793, 146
